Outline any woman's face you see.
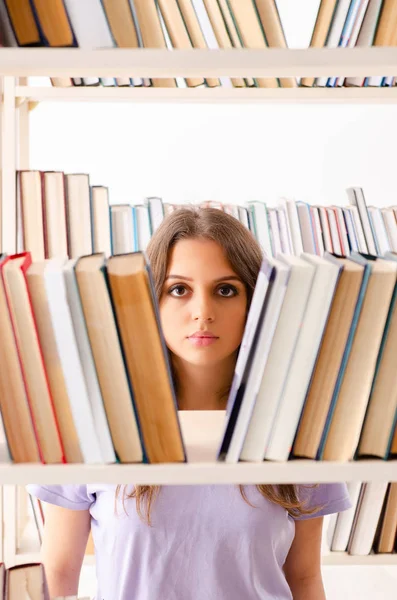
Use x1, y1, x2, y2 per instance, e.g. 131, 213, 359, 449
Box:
159, 238, 247, 368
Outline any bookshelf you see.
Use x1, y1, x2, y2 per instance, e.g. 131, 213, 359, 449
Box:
1, 48, 397, 569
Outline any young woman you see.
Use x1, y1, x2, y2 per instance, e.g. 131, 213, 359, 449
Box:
28, 208, 351, 600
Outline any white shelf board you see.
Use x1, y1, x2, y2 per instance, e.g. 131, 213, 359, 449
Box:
1, 460, 396, 485
15, 85, 397, 104
322, 553, 397, 566
1, 48, 397, 77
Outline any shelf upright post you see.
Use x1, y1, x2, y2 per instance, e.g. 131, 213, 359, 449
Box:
1, 76, 17, 255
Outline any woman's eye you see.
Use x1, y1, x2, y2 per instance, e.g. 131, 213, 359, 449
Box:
169, 285, 188, 297
217, 285, 238, 297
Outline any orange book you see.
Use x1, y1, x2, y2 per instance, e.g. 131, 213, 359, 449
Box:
1, 253, 66, 464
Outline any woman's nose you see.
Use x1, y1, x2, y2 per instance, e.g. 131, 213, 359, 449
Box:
191, 293, 215, 323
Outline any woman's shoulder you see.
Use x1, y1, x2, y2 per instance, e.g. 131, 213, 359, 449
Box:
294, 483, 352, 520
26, 484, 101, 510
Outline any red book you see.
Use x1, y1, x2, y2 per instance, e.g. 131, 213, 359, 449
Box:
1, 252, 66, 463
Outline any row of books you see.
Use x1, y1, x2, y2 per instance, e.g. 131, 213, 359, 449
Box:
0, 1, 395, 88
17, 170, 396, 265
325, 482, 397, 555
0, 561, 88, 600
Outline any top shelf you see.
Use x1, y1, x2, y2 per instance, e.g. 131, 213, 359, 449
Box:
1, 48, 397, 78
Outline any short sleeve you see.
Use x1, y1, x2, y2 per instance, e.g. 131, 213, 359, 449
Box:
293, 483, 352, 520
26, 484, 95, 511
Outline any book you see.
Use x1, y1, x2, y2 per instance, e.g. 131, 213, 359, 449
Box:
65, 174, 93, 258
110, 205, 138, 254
366, 0, 397, 87
29, 0, 77, 47
1, 253, 65, 464
345, 0, 383, 87
0, 256, 40, 463
301, 0, 339, 87
376, 482, 397, 553
18, 171, 46, 261
293, 256, 365, 459
107, 252, 186, 463
348, 482, 389, 555
5, 563, 50, 600
240, 254, 315, 462
91, 186, 112, 256
218, 256, 290, 462
315, 0, 352, 88
216, 0, 254, 86
347, 187, 377, 256
75, 253, 143, 462
322, 254, 397, 461
42, 171, 69, 259
4, 0, 43, 45
331, 482, 362, 551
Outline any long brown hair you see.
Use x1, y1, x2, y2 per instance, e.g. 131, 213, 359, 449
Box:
116, 207, 317, 524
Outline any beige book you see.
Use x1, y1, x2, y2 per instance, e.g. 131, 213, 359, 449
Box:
377, 483, 397, 553
203, 0, 246, 87
101, 0, 139, 47
391, 424, 397, 455
42, 172, 68, 259
254, 0, 297, 88
358, 281, 397, 458
91, 186, 112, 256
26, 262, 83, 463
0, 261, 40, 463
373, 0, 397, 45
301, 0, 339, 87
158, 0, 204, 87
2, 255, 65, 464
75, 254, 143, 463
107, 253, 185, 463
65, 174, 93, 258
293, 258, 364, 459
224, 0, 278, 88
133, 0, 177, 87
50, 78, 74, 87
19, 171, 45, 261
6, 563, 50, 600
177, 0, 219, 86
323, 260, 397, 461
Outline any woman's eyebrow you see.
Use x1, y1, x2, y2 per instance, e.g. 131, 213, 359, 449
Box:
165, 274, 242, 282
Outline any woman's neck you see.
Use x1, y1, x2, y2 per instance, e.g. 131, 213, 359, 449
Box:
174, 357, 236, 411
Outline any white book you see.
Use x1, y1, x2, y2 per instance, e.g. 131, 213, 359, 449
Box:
276, 207, 293, 253
43, 172, 68, 259
111, 205, 137, 254
348, 482, 388, 555
318, 206, 334, 253
264, 253, 341, 461
335, 0, 370, 86
45, 259, 104, 464
333, 206, 350, 256
268, 208, 283, 256
331, 482, 362, 551
248, 201, 273, 257
368, 206, 391, 255
311, 206, 325, 255
145, 196, 165, 232
282, 198, 304, 255
315, 0, 353, 87
381, 208, 397, 252
238, 206, 250, 230
136, 204, 152, 250
240, 255, 315, 462
342, 207, 359, 253
191, 0, 233, 87
326, 208, 342, 255
296, 202, 316, 254
221, 258, 290, 463
346, 0, 383, 87
63, 259, 116, 464
91, 186, 112, 256
65, 174, 93, 258
347, 187, 377, 255
347, 205, 368, 253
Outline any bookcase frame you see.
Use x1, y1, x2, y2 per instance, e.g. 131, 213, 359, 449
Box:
0, 47, 396, 568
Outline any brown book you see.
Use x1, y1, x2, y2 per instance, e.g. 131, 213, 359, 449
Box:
176, 0, 219, 87
323, 259, 397, 461
42, 172, 68, 259
133, 0, 176, 87
157, 0, 204, 87
391, 422, 397, 456
216, 0, 254, 86
373, 0, 397, 46
30, 0, 75, 46
107, 252, 186, 463
4, 0, 41, 46
26, 262, 83, 463
254, 0, 297, 88
5, 564, 50, 600
358, 276, 397, 458
377, 483, 397, 553
301, 0, 339, 87
225, 0, 279, 88
293, 257, 364, 459
75, 254, 143, 463
0, 256, 40, 463
2, 253, 65, 464
101, 0, 139, 47
18, 171, 45, 261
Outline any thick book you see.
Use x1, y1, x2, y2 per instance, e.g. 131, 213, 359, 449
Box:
293, 255, 365, 459
0, 256, 40, 462
107, 252, 186, 463
75, 253, 143, 463
322, 254, 397, 461
240, 255, 315, 462
1, 253, 65, 464
376, 483, 397, 553
218, 256, 289, 462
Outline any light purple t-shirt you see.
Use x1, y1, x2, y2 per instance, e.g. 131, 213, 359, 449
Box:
27, 483, 350, 600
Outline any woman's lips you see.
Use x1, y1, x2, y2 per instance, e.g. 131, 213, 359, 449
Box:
188, 333, 219, 347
